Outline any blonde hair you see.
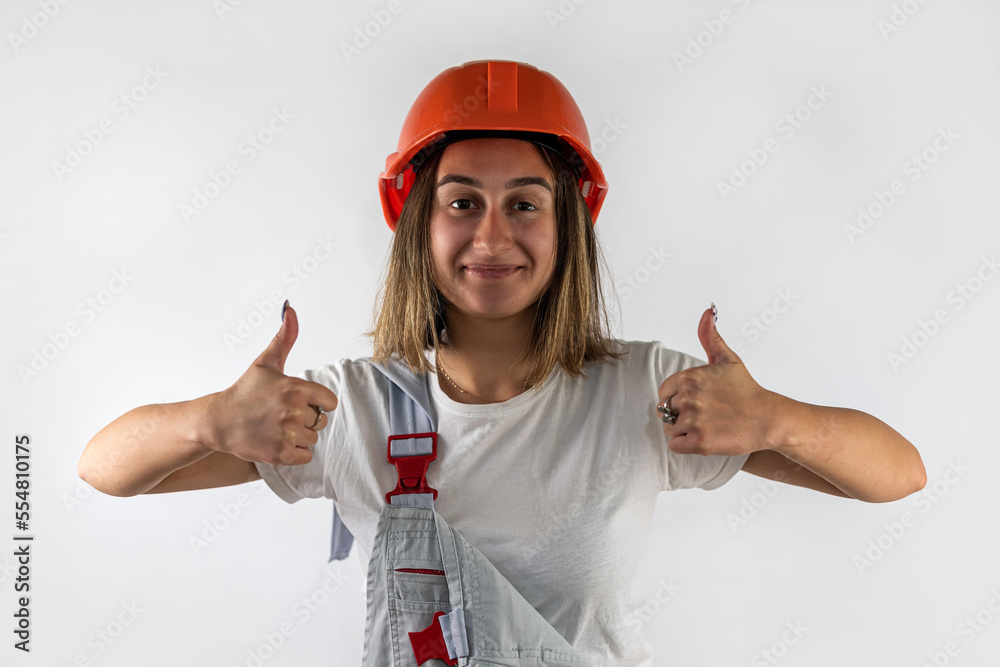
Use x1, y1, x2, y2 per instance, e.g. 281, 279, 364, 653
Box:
365, 141, 624, 390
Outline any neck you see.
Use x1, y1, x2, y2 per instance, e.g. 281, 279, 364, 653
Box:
436, 304, 537, 404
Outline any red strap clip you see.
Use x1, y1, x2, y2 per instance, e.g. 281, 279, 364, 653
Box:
409, 611, 456, 666
385, 432, 439, 505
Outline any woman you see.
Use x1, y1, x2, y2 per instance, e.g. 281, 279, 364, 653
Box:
79, 60, 926, 665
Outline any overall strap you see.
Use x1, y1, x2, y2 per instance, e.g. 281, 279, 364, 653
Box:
372, 356, 437, 434
327, 357, 437, 562
371, 358, 468, 665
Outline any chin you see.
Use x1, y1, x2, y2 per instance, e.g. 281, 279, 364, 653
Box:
454, 298, 532, 319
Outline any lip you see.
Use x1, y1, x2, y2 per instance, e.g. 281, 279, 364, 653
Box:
464, 265, 521, 279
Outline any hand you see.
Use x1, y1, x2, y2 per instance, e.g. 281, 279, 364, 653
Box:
206, 303, 339, 466
657, 306, 777, 457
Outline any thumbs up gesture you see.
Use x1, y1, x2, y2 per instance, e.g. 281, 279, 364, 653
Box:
206, 302, 340, 466
657, 305, 778, 457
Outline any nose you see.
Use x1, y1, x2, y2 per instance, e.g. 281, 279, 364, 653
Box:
471, 201, 512, 256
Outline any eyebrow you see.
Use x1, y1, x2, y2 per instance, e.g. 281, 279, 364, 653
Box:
436, 174, 552, 193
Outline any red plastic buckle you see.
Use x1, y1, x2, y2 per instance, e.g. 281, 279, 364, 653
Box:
385, 432, 439, 505
409, 611, 456, 666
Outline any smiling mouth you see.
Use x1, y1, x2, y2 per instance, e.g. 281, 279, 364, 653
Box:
464, 266, 521, 279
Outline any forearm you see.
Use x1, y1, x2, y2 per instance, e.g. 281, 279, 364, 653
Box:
78, 395, 217, 497
766, 392, 927, 503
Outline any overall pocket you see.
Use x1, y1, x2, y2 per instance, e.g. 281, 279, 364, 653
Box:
388, 529, 448, 599
387, 529, 454, 665
392, 568, 449, 603
388, 576, 452, 666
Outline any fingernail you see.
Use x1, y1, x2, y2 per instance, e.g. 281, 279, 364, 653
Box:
711, 302, 718, 324
282, 299, 289, 322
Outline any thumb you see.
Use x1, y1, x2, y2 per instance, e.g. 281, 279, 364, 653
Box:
697, 303, 737, 365
255, 300, 298, 373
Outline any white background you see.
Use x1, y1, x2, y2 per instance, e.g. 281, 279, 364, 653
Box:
2, 1, 999, 665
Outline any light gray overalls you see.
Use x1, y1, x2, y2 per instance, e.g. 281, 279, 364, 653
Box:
327, 357, 590, 666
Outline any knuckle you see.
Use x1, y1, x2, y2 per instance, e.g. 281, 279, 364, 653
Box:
277, 426, 298, 451
263, 449, 284, 466
280, 406, 304, 426
276, 445, 299, 466
278, 379, 303, 403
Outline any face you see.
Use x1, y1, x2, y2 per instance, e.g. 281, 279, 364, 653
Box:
429, 138, 558, 325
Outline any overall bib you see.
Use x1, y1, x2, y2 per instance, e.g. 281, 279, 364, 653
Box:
331, 357, 590, 666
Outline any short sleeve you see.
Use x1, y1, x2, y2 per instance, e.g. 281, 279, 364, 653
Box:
651, 343, 750, 491
253, 366, 340, 504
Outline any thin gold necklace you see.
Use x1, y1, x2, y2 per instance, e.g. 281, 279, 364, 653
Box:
436, 357, 486, 402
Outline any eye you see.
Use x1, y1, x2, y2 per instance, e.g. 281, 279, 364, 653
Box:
445, 198, 539, 213
448, 198, 476, 210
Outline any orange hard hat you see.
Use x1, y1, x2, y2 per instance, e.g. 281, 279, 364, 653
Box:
378, 60, 608, 232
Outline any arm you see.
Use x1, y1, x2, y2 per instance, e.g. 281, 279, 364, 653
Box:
740, 448, 850, 498
659, 305, 927, 503
743, 393, 927, 503
78, 303, 337, 497
78, 394, 260, 497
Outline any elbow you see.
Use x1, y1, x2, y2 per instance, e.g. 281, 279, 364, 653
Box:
76, 457, 88, 486
77, 448, 134, 498
863, 461, 927, 504
903, 449, 928, 498
77, 458, 110, 496
908, 440, 928, 496
912, 459, 927, 494
76, 450, 97, 490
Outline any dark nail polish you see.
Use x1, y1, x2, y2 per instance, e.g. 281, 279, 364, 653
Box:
282, 299, 289, 322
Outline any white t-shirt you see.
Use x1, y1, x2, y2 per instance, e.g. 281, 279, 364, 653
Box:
255, 340, 749, 665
